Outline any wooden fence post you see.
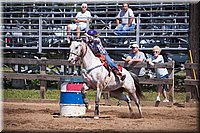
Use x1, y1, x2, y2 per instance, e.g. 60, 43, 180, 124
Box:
187, 3, 200, 101
185, 61, 192, 102
168, 61, 175, 103
40, 57, 47, 99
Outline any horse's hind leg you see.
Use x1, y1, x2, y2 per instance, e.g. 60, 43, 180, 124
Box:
130, 92, 143, 118
110, 89, 133, 113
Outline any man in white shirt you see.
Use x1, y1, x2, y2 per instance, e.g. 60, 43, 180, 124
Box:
114, 3, 135, 35
67, 3, 91, 38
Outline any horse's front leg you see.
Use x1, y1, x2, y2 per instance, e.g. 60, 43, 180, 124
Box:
94, 82, 102, 119
81, 83, 90, 110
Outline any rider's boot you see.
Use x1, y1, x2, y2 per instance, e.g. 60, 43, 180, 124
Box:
120, 72, 126, 81
113, 69, 126, 81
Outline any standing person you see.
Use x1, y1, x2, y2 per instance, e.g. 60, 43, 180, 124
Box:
146, 45, 169, 103
86, 29, 126, 81
67, 3, 91, 38
114, 3, 135, 38
123, 43, 146, 77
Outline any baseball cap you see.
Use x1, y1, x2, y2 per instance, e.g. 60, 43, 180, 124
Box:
129, 43, 139, 48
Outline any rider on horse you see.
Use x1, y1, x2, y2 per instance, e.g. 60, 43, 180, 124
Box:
85, 29, 126, 81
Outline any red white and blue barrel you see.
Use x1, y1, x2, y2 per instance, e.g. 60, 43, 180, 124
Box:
60, 82, 86, 116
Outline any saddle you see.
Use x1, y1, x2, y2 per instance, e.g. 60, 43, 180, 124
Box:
95, 54, 123, 72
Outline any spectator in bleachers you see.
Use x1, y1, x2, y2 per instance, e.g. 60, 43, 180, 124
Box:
67, 3, 91, 39
123, 43, 146, 76
146, 45, 169, 103
114, 3, 135, 42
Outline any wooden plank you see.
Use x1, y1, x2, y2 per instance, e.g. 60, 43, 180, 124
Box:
3, 72, 173, 84
3, 73, 82, 81
184, 79, 200, 86
138, 77, 173, 84
37, 59, 71, 65
4, 73, 40, 80
120, 61, 174, 69
184, 63, 199, 70
3, 58, 72, 66
3, 58, 37, 65
4, 58, 174, 69
3, 58, 175, 87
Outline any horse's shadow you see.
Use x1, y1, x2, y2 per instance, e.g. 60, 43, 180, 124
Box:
52, 111, 141, 119
68, 116, 111, 119
117, 112, 142, 119
52, 112, 111, 119
100, 110, 142, 119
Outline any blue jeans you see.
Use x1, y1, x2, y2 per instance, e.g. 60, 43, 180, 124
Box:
114, 24, 135, 36
105, 54, 119, 71
160, 74, 169, 79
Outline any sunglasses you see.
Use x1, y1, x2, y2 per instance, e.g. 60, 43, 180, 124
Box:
131, 47, 137, 49
153, 51, 159, 53
82, 6, 87, 8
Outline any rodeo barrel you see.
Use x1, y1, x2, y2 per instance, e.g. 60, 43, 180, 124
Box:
60, 76, 86, 116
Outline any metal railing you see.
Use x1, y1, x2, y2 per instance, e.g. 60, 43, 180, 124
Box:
2, 16, 189, 51
2, 2, 189, 54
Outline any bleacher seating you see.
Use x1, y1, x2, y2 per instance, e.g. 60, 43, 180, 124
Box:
2, 1, 189, 62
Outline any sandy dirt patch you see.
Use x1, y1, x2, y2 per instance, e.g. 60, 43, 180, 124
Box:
3, 100, 199, 132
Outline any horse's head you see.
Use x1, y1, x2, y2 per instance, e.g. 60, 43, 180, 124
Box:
68, 40, 85, 64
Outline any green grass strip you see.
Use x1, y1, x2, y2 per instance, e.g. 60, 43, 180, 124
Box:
3, 89, 186, 102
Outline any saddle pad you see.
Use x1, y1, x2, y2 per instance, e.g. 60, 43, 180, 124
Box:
61, 83, 83, 92
118, 65, 123, 72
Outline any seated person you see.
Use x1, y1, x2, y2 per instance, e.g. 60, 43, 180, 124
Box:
114, 3, 135, 36
67, 3, 91, 39
123, 43, 146, 76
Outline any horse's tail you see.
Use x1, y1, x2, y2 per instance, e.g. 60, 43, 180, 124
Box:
129, 71, 145, 100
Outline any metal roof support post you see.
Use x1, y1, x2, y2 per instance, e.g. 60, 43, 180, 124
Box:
39, 17, 42, 53
86, 17, 90, 32
136, 14, 140, 47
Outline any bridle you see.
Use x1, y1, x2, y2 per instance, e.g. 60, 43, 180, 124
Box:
69, 41, 103, 74
69, 42, 88, 63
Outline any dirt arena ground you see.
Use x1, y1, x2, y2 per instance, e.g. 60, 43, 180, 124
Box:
3, 100, 199, 133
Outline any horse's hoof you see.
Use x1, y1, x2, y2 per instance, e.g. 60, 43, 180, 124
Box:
87, 105, 91, 110
140, 115, 144, 118
94, 116, 99, 120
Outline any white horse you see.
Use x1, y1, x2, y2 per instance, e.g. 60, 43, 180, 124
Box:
68, 40, 143, 119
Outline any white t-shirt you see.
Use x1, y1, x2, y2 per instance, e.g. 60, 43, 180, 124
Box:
116, 8, 135, 25
75, 11, 91, 24
151, 55, 169, 78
